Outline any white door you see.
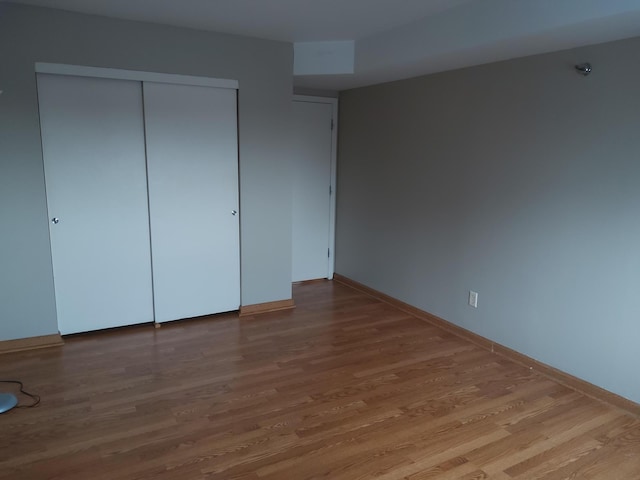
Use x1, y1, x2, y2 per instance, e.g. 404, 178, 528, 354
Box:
38, 74, 154, 335
292, 100, 335, 282
143, 82, 240, 323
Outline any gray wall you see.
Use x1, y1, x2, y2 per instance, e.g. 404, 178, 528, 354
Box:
293, 87, 339, 98
0, 3, 293, 341
337, 36, 640, 403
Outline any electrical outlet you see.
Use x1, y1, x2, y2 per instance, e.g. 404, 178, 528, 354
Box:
468, 291, 478, 308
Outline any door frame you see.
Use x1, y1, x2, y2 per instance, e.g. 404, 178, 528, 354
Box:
292, 95, 338, 280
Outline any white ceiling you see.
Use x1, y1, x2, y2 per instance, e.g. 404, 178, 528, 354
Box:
9, 0, 640, 91
7, 0, 474, 42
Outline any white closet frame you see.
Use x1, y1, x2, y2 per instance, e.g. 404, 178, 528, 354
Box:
37, 63, 240, 332
35, 63, 238, 89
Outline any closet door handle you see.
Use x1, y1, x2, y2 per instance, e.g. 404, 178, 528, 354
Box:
51, 217, 60, 224
231, 210, 237, 216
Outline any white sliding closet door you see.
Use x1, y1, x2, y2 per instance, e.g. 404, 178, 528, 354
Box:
38, 74, 154, 335
143, 82, 240, 323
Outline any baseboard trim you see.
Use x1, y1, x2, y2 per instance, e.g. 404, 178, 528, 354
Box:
292, 278, 330, 286
0, 333, 64, 355
333, 274, 640, 417
239, 298, 295, 317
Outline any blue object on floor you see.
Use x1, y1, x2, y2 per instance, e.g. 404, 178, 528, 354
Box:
0, 393, 18, 413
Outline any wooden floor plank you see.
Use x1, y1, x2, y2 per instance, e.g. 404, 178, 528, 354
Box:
0, 280, 638, 479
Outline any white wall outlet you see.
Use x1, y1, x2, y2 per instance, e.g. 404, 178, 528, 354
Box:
468, 290, 478, 308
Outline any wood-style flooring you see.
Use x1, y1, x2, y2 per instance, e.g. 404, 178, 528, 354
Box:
0, 280, 639, 479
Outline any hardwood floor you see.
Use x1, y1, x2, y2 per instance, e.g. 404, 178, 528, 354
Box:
0, 280, 638, 479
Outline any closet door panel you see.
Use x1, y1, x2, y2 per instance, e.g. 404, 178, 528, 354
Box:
143, 82, 240, 322
37, 74, 153, 334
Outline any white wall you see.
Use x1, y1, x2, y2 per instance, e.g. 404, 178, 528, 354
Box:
336, 36, 640, 403
0, 3, 294, 340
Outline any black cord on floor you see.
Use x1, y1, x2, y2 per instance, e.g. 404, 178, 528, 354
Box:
0, 380, 40, 408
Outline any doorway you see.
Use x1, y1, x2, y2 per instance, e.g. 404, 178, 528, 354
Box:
291, 96, 338, 282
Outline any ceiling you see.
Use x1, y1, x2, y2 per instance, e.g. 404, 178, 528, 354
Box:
9, 0, 640, 91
